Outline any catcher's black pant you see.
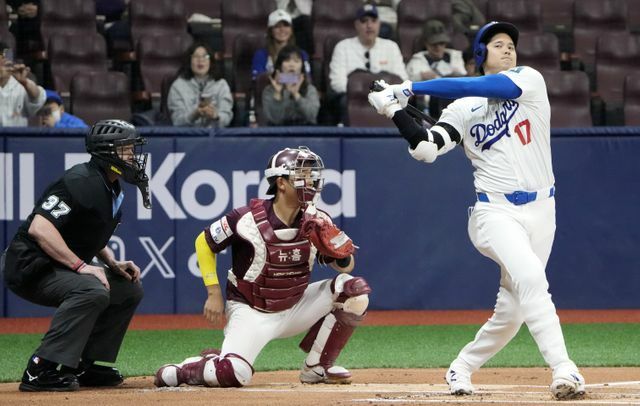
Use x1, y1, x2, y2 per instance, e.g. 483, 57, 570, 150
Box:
6, 264, 144, 368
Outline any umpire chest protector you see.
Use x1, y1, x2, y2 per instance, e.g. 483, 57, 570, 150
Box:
233, 199, 314, 312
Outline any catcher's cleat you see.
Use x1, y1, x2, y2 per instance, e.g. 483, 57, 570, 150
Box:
299, 363, 352, 384
445, 369, 474, 395
60, 364, 123, 387
19, 369, 79, 392
154, 353, 220, 387
550, 366, 586, 400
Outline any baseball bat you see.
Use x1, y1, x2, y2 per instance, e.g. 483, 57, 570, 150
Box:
369, 81, 437, 125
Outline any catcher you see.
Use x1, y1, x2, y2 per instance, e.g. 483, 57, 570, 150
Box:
154, 146, 371, 388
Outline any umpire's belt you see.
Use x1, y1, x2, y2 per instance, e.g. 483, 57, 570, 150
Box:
476, 186, 555, 206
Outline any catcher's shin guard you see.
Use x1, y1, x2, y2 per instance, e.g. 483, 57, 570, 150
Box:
202, 353, 254, 387
299, 275, 371, 370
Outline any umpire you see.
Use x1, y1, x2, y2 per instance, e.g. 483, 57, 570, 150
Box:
0, 119, 152, 392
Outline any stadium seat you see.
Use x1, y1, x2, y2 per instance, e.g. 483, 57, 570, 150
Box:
48, 33, 109, 94
397, 0, 455, 61
623, 74, 640, 125
487, 0, 542, 33
221, 0, 273, 60
137, 32, 193, 98
517, 32, 561, 71
311, 0, 360, 91
595, 32, 640, 124
471, 0, 488, 18
40, 0, 97, 53
543, 70, 592, 127
311, 0, 360, 61
539, 0, 574, 30
346, 70, 403, 127
70, 71, 131, 124
130, 0, 187, 50
573, 0, 627, 69
628, 0, 640, 34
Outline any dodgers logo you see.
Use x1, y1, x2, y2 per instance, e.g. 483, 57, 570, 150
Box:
470, 100, 519, 151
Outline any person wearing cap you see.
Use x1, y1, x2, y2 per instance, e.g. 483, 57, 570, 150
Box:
0, 41, 46, 127
38, 90, 88, 128
328, 3, 407, 124
251, 9, 311, 80
275, 0, 313, 55
406, 19, 467, 118
369, 21, 586, 400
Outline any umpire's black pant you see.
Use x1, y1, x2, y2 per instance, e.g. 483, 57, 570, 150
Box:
2, 255, 143, 368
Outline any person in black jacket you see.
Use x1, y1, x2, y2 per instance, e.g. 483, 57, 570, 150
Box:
1, 119, 151, 392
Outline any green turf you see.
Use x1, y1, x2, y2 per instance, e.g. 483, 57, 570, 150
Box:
1, 323, 638, 382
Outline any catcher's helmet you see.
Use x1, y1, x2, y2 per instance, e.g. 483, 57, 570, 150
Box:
86, 119, 151, 208
473, 21, 519, 74
264, 146, 324, 204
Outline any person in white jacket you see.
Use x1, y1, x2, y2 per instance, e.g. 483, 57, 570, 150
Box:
327, 3, 407, 124
0, 42, 46, 127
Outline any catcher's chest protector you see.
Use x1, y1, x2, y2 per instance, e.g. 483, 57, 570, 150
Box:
235, 199, 312, 312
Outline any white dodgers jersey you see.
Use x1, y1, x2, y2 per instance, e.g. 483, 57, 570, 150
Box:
439, 66, 554, 193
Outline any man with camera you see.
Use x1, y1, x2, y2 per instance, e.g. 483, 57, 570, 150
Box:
39, 90, 88, 129
0, 41, 46, 127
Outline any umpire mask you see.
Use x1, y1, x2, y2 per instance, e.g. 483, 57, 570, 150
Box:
86, 119, 152, 209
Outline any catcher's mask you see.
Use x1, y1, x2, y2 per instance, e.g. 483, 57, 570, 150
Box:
265, 146, 324, 205
86, 119, 151, 209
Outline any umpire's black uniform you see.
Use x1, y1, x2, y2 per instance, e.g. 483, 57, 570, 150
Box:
1, 119, 150, 392
3, 158, 143, 365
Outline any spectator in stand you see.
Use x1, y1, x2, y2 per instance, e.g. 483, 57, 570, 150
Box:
369, 0, 403, 39
451, 0, 486, 39
252, 9, 310, 80
406, 19, 466, 118
262, 45, 320, 125
38, 90, 88, 128
0, 41, 46, 127
168, 42, 233, 128
275, 0, 313, 56
7, 0, 41, 58
328, 3, 407, 125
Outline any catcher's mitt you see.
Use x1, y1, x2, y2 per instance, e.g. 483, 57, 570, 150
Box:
301, 217, 355, 259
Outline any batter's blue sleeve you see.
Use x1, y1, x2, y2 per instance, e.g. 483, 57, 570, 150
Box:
411, 74, 522, 100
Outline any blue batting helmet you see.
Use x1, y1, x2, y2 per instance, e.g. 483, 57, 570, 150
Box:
473, 21, 519, 74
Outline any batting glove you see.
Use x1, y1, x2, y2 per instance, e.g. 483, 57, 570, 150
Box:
391, 80, 414, 108
368, 87, 402, 118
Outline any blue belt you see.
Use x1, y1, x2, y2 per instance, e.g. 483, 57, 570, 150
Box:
477, 186, 555, 206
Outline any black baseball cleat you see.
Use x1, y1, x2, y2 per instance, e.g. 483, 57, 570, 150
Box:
19, 369, 79, 392
60, 364, 124, 387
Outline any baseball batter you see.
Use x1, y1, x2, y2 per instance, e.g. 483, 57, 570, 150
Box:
368, 21, 585, 400
154, 146, 371, 388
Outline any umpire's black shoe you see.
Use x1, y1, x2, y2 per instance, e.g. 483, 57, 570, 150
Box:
61, 364, 124, 387
19, 369, 80, 392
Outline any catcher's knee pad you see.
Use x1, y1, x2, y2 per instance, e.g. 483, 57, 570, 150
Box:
333, 275, 371, 316
203, 353, 254, 387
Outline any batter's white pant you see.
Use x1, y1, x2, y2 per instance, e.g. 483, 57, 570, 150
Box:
221, 279, 336, 365
454, 197, 571, 373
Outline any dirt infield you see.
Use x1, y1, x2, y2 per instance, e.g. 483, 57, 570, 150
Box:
0, 367, 639, 405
